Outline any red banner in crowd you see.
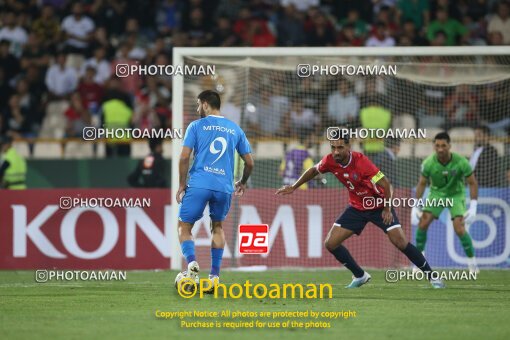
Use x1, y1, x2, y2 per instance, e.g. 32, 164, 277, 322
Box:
0, 189, 412, 270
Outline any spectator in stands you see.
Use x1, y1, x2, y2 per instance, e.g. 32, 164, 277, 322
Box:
306, 12, 336, 46
444, 84, 478, 128
327, 79, 359, 127
427, 7, 469, 45
365, 21, 396, 46
156, 0, 180, 35
0, 135, 27, 190
429, 29, 448, 46
31, 5, 60, 51
101, 78, 133, 157
470, 125, 502, 187
210, 16, 239, 47
138, 76, 170, 110
396, 0, 430, 30
61, 2, 96, 55
3, 94, 35, 138
416, 94, 446, 129
488, 1, 510, 44
359, 95, 392, 155
338, 9, 369, 40
78, 66, 104, 115
132, 102, 161, 131
277, 5, 306, 46
91, 27, 114, 58
182, 7, 211, 46
279, 135, 316, 189
45, 51, 78, 99
488, 30, 505, 45
245, 88, 286, 137
80, 47, 111, 85
480, 85, 510, 136
285, 96, 319, 139
0, 11, 28, 57
64, 92, 91, 137
337, 23, 365, 46
281, 0, 319, 12
0, 40, 20, 85
220, 94, 242, 126
371, 137, 401, 187
152, 53, 172, 92
401, 19, 428, 46
0, 69, 13, 110
127, 138, 168, 188
15, 78, 38, 118
20, 34, 50, 71
216, 0, 244, 20
111, 42, 141, 95
90, 0, 127, 37
375, 5, 400, 37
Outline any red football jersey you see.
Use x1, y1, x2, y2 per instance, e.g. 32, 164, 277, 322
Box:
315, 151, 386, 210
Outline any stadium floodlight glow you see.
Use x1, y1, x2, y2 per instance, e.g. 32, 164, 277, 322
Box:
172, 46, 510, 271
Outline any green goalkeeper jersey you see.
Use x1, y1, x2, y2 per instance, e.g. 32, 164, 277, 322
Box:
421, 152, 473, 197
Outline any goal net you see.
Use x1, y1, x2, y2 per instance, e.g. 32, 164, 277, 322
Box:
171, 47, 510, 271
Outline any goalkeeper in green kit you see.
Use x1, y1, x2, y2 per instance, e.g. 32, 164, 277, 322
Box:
412, 132, 479, 274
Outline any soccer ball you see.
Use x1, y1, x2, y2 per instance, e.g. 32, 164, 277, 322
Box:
174, 271, 199, 293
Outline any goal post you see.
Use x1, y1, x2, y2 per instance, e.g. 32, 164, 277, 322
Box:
171, 47, 510, 271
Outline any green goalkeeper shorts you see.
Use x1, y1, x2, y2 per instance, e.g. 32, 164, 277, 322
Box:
422, 193, 466, 219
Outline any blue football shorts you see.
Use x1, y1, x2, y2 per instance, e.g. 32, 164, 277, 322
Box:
178, 187, 232, 224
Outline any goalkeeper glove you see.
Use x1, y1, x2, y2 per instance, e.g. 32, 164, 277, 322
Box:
411, 206, 422, 226
464, 200, 478, 225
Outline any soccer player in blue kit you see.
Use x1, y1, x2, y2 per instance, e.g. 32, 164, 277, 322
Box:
176, 90, 254, 291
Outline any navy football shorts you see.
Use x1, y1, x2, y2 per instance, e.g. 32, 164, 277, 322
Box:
334, 206, 401, 235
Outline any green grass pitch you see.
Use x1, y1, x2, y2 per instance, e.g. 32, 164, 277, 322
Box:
1, 270, 509, 339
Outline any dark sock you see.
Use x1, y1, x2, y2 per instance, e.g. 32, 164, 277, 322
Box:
402, 243, 432, 273
330, 245, 364, 278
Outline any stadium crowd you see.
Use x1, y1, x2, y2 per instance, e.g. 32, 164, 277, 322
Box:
0, 0, 509, 148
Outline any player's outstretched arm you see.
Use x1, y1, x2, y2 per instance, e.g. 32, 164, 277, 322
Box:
234, 153, 254, 197
275, 166, 319, 195
176, 146, 192, 203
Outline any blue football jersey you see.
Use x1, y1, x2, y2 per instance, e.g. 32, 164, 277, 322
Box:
183, 115, 251, 193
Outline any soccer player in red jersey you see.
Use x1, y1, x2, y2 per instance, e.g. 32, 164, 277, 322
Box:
276, 137, 444, 288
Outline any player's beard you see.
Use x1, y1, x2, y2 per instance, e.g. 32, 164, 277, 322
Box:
199, 106, 206, 118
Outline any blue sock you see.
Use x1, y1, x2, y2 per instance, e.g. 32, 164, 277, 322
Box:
181, 240, 196, 264
210, 248, 224, 276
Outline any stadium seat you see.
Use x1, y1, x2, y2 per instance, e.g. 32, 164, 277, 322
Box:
393, 113, 416, 130
398, 142, 412, 158
33, 142, 62, 159
449, 127, 475, 157
255, 141, 285, 159
130, 141, 151, 158
64, 141, 94, 158
13, 141, 31, 158
96, 142, 106, 158
39, 100, 68, 138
